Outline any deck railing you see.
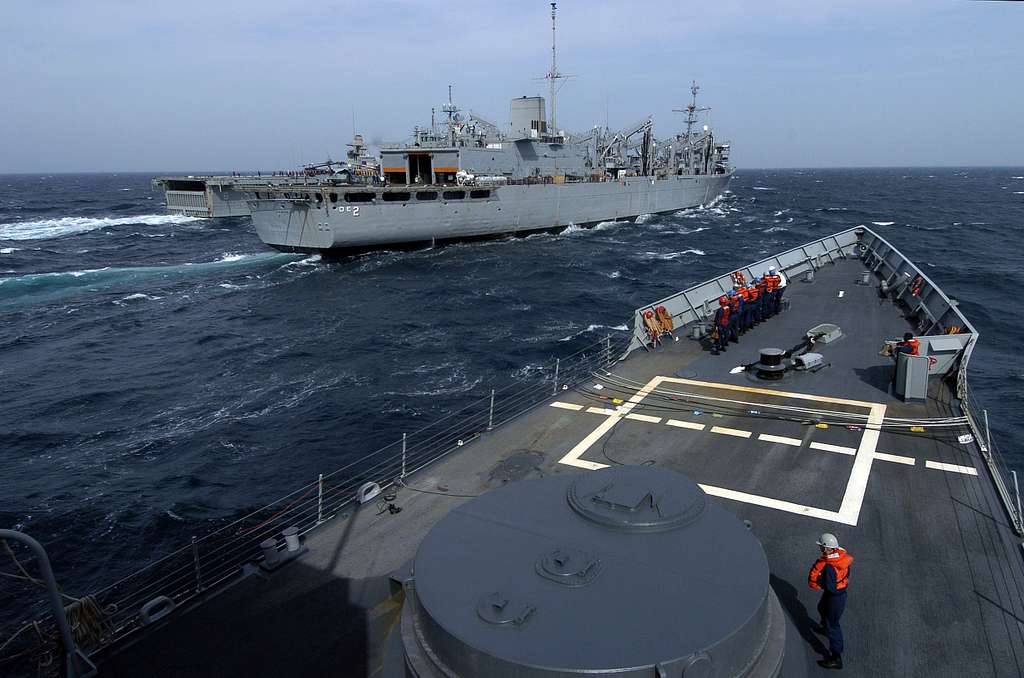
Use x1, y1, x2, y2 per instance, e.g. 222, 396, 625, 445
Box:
4, 335, 629, 662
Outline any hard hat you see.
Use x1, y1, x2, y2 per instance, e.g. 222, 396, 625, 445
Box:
719, 296, 729, 305
728, 290, 737, 297
768, 266, 777, 274
817, 533, 840, 549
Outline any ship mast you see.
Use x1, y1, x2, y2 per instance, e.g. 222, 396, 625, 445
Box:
673, 81, 710, 173
546, 2, 566, 135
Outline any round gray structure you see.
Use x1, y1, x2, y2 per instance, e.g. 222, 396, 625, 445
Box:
401, 465, 785, 678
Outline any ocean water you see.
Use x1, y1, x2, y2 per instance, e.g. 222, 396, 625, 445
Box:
2, 168, 1023, 630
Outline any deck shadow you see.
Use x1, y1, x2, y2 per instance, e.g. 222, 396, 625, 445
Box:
770, 573, 830, 659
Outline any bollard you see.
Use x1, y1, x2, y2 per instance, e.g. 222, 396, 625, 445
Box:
261, 538, 279, 566
804, 269, 815, 283
282, 526, 300, 552
860, 271, 870, 285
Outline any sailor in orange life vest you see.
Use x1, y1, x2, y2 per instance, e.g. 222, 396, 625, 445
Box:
808, 533, 854, 670
894, 332, 920, 357
712, 296, 731, 354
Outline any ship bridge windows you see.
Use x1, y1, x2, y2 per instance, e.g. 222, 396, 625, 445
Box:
442, 190, 465, 200
408, 153, 433, 185
344, 192, 375, 203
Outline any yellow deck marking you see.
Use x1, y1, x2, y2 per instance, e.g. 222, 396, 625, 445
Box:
758, 433, 803, 447
666, 419, 706, 431
661, 376, 879, 409
710, 426, 752, 439
586, 406, 617, 415
625, 413, 662, 424
550, 401, 583, 411
809, 441, 857, 456
557, 376, 663, 470
875, 452, 915, 466
925, 461, 978, 476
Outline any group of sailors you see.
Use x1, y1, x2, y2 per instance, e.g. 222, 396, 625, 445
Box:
712, 266, 787, 354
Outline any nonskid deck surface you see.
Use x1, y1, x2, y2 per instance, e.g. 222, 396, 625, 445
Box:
103, 259, 1024, 677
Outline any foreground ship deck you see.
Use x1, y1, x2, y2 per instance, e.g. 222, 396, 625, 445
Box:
94, 231, 1024, 677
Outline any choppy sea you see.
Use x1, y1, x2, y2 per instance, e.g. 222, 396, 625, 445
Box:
2, 168, 1023, 635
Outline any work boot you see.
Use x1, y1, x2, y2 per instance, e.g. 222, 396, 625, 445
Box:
817, 653, 843, 670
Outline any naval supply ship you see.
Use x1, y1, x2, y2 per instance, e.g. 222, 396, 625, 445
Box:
6, 226, 1024, 677
152, 3, 733, 253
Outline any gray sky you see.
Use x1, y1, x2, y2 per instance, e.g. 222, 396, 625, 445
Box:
2, 1, 1021, 172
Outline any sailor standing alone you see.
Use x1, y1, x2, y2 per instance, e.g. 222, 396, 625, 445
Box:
808, 533, 854, 670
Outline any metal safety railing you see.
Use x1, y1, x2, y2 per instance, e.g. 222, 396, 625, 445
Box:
6, 334, 628, 660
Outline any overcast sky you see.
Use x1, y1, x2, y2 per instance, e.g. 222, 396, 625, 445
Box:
1, 1, 1021, 172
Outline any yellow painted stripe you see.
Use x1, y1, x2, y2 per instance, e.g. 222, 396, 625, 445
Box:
625, 413, 662, 424
549, 401, 583, 411
666, 419, 706, 431
433, 167, 459, 173
809, 441, 857, 456
758, 433, 802, 447
710, 426, 752, 439
875, 452, 915, 466
382, 168, 406, 173
925, 461, 978, 476
663, 376, 880, 409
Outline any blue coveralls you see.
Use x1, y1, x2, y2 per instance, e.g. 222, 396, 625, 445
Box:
815, 563, 847, 657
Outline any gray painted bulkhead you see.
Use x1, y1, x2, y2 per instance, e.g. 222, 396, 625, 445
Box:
248, 172, 732, 250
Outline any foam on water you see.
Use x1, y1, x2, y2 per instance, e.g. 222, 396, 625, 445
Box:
873, 221, 896, 226
0, 214, 206, 241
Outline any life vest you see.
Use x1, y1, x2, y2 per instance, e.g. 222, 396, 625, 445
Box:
898, 338, 920, 356
715, 298, 730, 326
729, 296, 741, 313
737, 287, 750, 302
747, 285, 759, 302
765, 276, 776, 292
808, 548, 853, 591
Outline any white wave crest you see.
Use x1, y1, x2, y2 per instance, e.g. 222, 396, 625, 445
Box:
872, 221, 895, 226
0, 214, 206, 241
641, 249, 706, 260
634, 213, 652, 224
0, 247, 18, 254
751, 186, 775, 191
559, 323, 629, 341
113, 292, 162, 306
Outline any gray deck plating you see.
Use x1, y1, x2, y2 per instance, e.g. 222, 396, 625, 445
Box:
101, 259, 1024, 677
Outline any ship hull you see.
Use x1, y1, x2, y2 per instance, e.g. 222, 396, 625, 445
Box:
249, 171, 733, 252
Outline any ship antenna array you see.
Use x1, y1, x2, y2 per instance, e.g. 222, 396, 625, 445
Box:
673, 81, 711, 171
442, 84, 460, 145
